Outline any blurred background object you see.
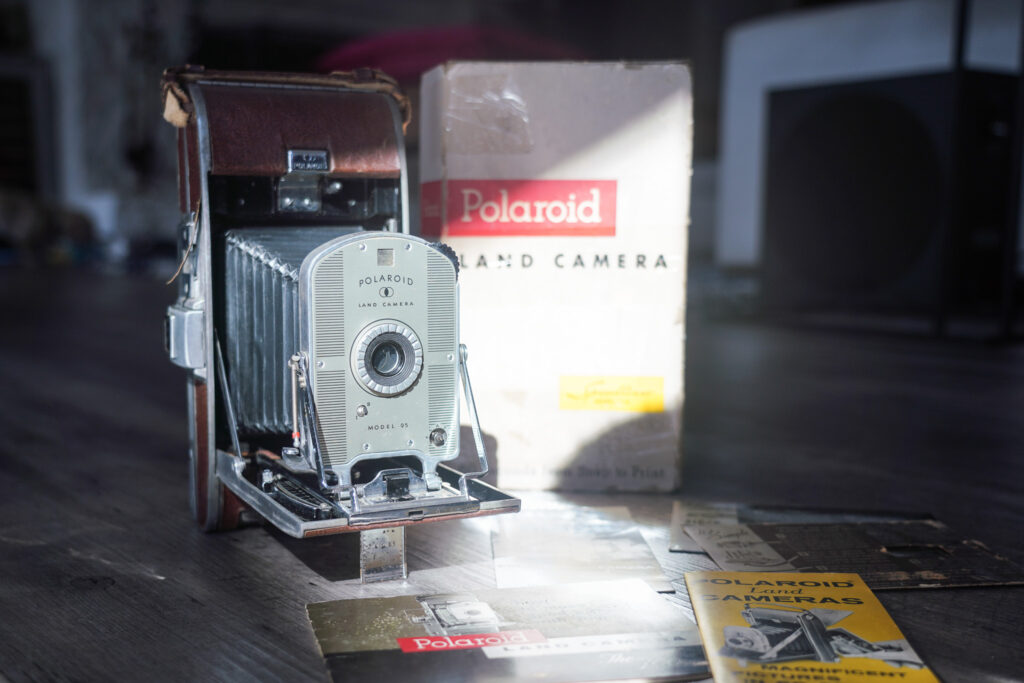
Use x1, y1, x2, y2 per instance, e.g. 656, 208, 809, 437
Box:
717, 0, 1024, 336
2, 0, 1022, 334
0, 0, 787, 276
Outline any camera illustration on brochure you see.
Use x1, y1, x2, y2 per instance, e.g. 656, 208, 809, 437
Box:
721, 606, 925, 669
161, 67, 518, 540
407, 594, 503, 636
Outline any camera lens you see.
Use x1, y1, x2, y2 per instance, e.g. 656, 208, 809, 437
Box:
352, 321, 424, 397
370, 341, 404, 377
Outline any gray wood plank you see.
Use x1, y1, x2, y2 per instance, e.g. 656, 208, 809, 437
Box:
0, 270, 1022, 682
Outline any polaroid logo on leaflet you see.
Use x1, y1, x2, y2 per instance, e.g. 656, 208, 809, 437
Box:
444, 180, 617, 237
397, 630, 546, 653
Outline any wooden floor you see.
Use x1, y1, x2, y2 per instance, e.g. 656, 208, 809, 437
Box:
0, 268, 1022, 682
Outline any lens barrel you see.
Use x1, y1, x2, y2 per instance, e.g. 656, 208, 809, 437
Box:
351, 321, 423, 396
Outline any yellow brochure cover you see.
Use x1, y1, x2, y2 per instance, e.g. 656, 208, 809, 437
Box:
684, 572, 939, 683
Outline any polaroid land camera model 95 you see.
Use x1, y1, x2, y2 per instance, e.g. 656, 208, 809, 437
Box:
160, 67, 519, 538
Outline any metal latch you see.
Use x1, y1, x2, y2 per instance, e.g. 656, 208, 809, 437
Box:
278, 148, 329, 213
165, 303, 205, 369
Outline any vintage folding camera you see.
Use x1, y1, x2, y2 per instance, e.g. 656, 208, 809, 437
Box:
160, 66, 518, 540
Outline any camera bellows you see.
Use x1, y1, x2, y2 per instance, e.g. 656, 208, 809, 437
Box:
225, 227, 357, 434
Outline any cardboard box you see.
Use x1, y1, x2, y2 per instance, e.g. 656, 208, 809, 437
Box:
420, 62, 691, 491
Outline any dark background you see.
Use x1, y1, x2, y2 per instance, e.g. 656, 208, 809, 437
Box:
3, 0, 1023, 330
0, 0, 837, 263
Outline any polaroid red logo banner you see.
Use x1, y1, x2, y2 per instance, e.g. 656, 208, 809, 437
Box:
396, 630, 546, 653
421, 180, 617, 237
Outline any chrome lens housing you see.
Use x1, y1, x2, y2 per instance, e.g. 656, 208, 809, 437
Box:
351, 320, 423, 396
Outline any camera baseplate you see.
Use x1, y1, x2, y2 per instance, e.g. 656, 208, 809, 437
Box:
216, 449, 518, 538
217, 445, 518, 582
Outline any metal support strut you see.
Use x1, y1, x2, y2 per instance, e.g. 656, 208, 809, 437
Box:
360, 527, 407, 582
456, 343, 488, 498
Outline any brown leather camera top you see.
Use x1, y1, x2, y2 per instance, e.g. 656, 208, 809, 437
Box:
162, 66, 410, 178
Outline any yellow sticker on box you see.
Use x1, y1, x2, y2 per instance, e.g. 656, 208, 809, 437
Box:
559, 376, 664, 413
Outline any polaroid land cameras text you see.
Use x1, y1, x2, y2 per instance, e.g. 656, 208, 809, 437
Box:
160, 67, 518, 539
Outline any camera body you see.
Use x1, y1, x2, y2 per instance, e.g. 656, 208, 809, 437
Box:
161, 67, 517, 537
299, 231, 461, 486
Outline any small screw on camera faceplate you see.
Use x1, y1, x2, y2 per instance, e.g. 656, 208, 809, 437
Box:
429, 428, 447, 447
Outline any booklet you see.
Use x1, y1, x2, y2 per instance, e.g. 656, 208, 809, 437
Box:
492, 505, 672, 592
685, 571, 939, 683
307, 579, 709, 683
683, 520, 1024, 589
668, 499, 929, 552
